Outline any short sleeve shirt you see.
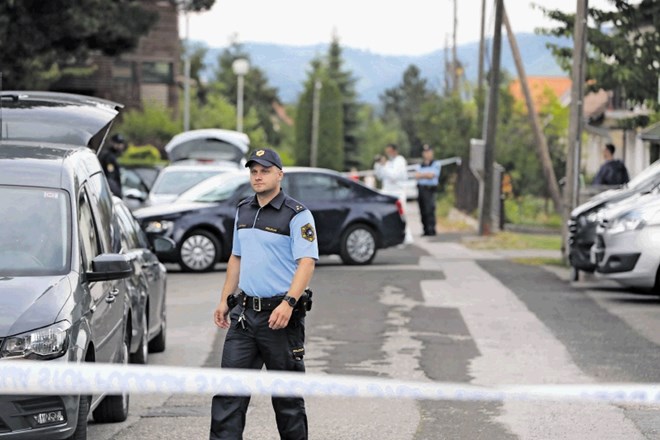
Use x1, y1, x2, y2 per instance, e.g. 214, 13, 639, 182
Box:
232, 190, 318, 297
415, 160, 441, 187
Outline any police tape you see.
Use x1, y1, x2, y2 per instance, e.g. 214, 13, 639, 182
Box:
1, 360, 660, 405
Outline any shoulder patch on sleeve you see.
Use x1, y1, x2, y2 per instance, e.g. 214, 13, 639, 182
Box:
301, 223, 316, 242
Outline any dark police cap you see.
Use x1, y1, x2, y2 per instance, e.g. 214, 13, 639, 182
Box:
245, 148, 283, 169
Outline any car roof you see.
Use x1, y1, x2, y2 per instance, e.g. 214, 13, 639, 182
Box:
165, 129, 250, 151
158, 163, 240, 174
0, 142, 102, 190
0, 91, 122, 151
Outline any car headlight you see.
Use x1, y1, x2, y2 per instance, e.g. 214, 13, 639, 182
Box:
608, 210, 645, 235
145, 220, 174, 234
585, 210, 601, 223
1, 321, 71, 360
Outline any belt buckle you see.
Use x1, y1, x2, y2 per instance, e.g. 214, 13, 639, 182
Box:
252, 297, 262, 312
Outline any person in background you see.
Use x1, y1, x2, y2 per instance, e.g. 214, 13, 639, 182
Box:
99, 133, 126, 197
374, 143, 413, 244
593, 143, 630, 186
414, 144, 441, 236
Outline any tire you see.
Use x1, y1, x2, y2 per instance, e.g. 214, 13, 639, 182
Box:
178, 229, 220, 272
570, 266, 580, 282
67, 395, 89, 440
339, 224, 377, 265
130, 309, 148, 364
93, 339, 130, 423
148, 307, 166, 353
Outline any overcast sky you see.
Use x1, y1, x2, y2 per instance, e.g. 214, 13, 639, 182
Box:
180, 0, 614, 56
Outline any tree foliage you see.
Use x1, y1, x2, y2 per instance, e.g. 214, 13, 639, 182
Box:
539, 0, 660, 107
294, 60, 344, 170
380, 65, 434, 157
0, 0, 161, 89
214, 43, 282, 146
326, 36, 361, 170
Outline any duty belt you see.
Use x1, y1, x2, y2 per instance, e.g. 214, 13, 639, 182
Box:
238, 291, 285, 312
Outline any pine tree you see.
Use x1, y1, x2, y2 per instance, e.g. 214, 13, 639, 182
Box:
326, 36, 361, 170
294, 59, 344, 170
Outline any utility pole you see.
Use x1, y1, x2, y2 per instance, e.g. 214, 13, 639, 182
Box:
451, 0, 459, 93
503, 6, 562, 213
477, 0, 487, 130
310, 79, 322, 167
562, 0, 589, 259
182, 6, 191, 131
444, 35, 451, 95
479, 0, 503, 236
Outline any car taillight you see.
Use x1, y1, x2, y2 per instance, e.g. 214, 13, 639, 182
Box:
395, 199, 404, 216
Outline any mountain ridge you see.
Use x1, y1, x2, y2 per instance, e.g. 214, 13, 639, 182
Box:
198, 33, 571, 104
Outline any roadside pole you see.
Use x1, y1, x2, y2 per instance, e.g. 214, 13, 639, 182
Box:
562, 0, 589, 260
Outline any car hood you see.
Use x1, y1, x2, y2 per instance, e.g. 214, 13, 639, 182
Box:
134, 201, 218, 219
601, 192, 660, 221
571, 187, 636, 217
0, 275, 71, 336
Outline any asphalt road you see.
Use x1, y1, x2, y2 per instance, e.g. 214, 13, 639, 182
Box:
89, 203, 660, 439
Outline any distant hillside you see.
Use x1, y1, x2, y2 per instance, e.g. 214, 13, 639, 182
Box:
199, 33, 571, 104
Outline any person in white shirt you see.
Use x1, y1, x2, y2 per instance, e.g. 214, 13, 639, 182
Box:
374, 143, 413, 244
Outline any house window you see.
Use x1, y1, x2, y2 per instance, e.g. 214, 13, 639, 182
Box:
112, 60, 135, 82
142, 61, 173, 84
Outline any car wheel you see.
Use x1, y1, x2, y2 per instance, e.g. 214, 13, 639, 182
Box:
178, 229, 220, 272
92, 338, 130, 423
340, 224, 377, 265
67, 395, 89, 440
149, 307, 166, 353
130, 309, 149, 364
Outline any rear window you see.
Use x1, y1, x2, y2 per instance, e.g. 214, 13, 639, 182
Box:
0, 186, 71, 276
152, 169, 224, 195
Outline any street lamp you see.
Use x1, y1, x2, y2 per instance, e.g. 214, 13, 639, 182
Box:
232, 58, 250, 133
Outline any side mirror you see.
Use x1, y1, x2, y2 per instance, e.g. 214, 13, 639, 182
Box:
152, 236, 176, 253
124, 188, 147, 201
87, 254, 132, 282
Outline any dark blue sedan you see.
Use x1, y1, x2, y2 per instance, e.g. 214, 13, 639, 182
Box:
133, 167, 407, 271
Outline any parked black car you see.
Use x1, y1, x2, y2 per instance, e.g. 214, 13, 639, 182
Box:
568, 159, 660, 280
0, 91, 133, 439
134, 167, 407, 272
113, 197, 173, 364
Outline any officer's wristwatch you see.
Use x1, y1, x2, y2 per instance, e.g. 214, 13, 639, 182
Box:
282, 295, 297, 308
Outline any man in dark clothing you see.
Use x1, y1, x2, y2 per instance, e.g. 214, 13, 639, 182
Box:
99, 133, 126, 197
593, 143, 629, 186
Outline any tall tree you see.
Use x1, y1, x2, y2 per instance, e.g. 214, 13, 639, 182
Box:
214, 43, 282, 145
380, 65, 434, 158
294, 60, 344, 170
0, 0, 162, 89
326, 36, 361, 170
539, 0, 660, 108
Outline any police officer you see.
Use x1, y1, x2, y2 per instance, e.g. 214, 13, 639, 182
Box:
99, 133, 126, 197
414, 144, 441, 236
210, 148, 318, 440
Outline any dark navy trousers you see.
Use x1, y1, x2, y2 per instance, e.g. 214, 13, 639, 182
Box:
210, 307, 307, 440
417, 185, 437, 235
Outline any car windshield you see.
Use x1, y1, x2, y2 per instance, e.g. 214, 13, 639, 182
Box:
178, 173, 249, 203
0, 186, 70, 276
152, 169, 224, 195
